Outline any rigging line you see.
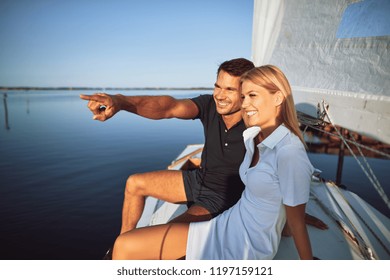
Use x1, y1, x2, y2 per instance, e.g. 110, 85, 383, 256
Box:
322, 101, 390, 210
321, 101, 387, 195
348, 131, 382, 189
298, 115, 325, 127
321, 102, 386, 202
301, 123, 390, 159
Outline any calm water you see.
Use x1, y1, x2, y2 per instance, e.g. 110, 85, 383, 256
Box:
1, 90, 389, 260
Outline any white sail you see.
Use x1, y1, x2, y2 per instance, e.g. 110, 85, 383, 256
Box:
252, 0, 390, 144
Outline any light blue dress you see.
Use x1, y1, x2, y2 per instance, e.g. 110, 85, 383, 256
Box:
186, 125, 314, 259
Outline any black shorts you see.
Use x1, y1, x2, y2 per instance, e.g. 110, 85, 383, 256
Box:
182, 169, 244, 217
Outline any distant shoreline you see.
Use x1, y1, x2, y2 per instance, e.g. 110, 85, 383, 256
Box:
0, 86, 213, 91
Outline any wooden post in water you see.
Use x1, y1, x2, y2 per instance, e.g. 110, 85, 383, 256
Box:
336, 128, 345, 185
3, 93, 10, 130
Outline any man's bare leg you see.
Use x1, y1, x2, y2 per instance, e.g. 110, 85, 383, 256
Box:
120, 170, 187, 234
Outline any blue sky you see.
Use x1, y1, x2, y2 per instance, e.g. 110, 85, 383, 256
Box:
0, 0, 253, 87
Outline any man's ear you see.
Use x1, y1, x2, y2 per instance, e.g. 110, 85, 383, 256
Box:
274, 91, 284, 106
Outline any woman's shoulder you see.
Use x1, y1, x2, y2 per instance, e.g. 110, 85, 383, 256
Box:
274, 132, 310, 166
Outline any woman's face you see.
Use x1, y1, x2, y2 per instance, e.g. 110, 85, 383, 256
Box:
241, 80, 281, 131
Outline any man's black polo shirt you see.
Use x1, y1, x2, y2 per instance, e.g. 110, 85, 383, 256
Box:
190, 94, 246, 212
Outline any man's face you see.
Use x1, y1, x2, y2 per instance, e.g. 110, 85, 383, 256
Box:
213, 70, 242, 116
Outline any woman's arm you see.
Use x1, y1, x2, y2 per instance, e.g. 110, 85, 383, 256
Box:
285, 203, 313, 260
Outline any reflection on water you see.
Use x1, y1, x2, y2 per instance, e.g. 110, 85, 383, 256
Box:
2, 93, 10, 130
0, 90, 389, 260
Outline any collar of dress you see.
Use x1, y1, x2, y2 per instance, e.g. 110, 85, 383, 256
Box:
242, 125, 290, 155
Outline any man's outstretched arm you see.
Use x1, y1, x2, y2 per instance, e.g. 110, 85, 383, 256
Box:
80, 93, 199, 121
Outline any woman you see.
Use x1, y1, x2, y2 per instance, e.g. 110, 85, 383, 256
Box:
112, 65, 314, 260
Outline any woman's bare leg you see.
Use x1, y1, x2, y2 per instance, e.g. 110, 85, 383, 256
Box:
113, 223, 190, 260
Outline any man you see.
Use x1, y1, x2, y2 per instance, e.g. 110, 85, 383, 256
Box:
80, 58, 327, 236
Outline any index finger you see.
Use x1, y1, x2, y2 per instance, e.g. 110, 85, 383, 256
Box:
79, 94, 93, 101
79, 94, 106, 103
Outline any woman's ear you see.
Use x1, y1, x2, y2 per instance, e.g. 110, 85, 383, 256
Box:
274, 91, 284, 106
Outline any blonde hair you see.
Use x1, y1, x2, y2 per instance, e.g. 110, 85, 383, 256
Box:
240, 65, 305, 144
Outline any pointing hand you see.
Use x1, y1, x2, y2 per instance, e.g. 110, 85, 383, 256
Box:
80, 93, 120, 121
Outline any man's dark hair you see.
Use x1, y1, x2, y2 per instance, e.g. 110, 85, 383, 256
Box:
217, 58, 255, 77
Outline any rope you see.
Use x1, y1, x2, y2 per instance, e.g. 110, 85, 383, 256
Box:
348, 131, 383, 189
320, 100, 390, 210
297, 113, 390, 159
302, 123, 390, 159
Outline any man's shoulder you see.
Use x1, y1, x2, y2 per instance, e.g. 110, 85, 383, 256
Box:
191, 94, 216, 115
191, 94, 213, 104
